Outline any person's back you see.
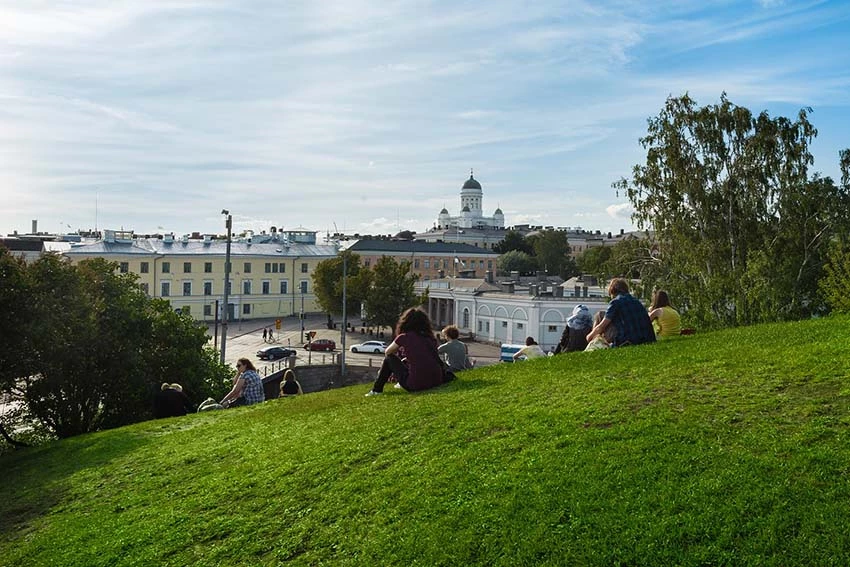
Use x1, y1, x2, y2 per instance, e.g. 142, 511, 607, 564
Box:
154, 387, 192, 418
606, 287, 656, 347
395, 332, 444, 391
655, 306, 681, 337
241, 369, 265, 404
438, 339, 471, 371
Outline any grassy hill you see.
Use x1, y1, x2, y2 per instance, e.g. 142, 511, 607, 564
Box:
2, 316, 850, 566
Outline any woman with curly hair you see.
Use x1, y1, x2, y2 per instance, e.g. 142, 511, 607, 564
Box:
365, 308, 446, 396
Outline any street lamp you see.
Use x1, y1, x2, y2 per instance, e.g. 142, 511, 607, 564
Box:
220, 209, 232, 365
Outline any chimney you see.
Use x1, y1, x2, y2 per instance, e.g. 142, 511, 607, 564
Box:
502, 282, 515, 294
163, 233, 174, 244
583, 286, 589, 298
553, 286, 563, 298
575, 285, 581, 297
485, 270, 493, 283
529, 284, 538, 296
203, 234, 212, 244
510, 270, 519, 281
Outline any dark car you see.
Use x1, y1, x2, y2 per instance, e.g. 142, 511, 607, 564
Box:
256, 346, 296, 360
304, 339, 336, 351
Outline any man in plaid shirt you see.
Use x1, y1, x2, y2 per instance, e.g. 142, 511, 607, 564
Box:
586, 278, 656, 347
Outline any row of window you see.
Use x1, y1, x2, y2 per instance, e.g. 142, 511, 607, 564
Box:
118, 261, 311, 275
142, 280, 309, 297
413, 259, 493, 270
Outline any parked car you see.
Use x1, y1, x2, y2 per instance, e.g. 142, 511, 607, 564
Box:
304, 338, 336, 351
256, 346, 296, 360
349, 340, 388, 354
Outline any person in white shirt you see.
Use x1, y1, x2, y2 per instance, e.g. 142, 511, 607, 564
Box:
512, 337, 546, 361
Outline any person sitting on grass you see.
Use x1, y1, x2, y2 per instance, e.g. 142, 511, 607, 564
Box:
154, 383, 194, 418
648, 289, 682, 338
585, 311, 617, 351
280, 369, 304, 397
513, 337, 546, 361
438, 325, 474, 372
365, 308, 446, 397
221, 358, 265, 407
586, 278, 656, 348
555, 304, 593, 353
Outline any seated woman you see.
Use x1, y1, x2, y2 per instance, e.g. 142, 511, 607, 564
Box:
365, 308, 446, 396
648, 290, 682, 337
280, 369, 304, 397
438, 325, 474, 372
154, 383, 194, 418
221, 358, 265, 407
555, 304, 592, 353
513, 337, 546, 361
585, 311, 617, 351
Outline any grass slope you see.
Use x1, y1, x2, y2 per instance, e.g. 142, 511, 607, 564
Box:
2, 316, 850, 566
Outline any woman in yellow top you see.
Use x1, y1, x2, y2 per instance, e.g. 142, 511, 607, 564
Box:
649, 290, 681, 337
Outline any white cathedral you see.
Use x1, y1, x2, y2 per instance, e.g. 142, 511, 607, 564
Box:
436, 170, 505, 230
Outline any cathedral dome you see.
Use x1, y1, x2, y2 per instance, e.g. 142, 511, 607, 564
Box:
462, 174, 481, 190
461, 205, 470, 212
494, 207, 503, 215
440, 207, 449, 215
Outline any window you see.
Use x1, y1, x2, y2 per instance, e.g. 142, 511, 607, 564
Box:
280, 280, 288, 294
161, 281, 171, 297
140, 262, 149, 273
485, 321, 490, 333
548, 325, 558, 332
244, 262, 251, 273
301, 262, 308, 273
502, 321, 508, 328
414, 259, 420, 269
477, 320, 482, 332
162, 262, 170, 274
462, 308, 470, 328
119, 262, 129, 273
424, 259, 430, 269
480, 260, 484, 269
183, 281, 191, 296
140, 283, 149, 295
262, 281, 270, 295
183, 262, 191, 273
265, 263, 271, 273
517, 323, 524, 330
204, 262, 212, 273
272, 263, 279, 273
300, 280, 308, 293
488, 261, 493, 269
204, 281, 213, 296
242, 304, 251, 315
203, 304, 212, 316
364, 258, 371, 267
243, 281, 252, 295
279, 263, 286, 273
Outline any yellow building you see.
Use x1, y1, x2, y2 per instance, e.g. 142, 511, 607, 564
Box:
64, 229, 338, 322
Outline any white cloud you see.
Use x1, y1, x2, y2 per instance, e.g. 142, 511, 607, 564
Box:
606, 203, 634, 220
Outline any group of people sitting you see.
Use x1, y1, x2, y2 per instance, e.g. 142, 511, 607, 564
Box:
555, 278, 682, 353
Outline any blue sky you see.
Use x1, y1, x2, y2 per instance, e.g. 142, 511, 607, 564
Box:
1, 0, 849, 238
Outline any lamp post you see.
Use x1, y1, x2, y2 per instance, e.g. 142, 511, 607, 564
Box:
340, 251, 347, 378
220, 210, 232, 365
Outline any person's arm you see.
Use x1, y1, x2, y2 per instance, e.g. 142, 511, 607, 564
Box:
221, 376, 245, 405
586, 318, 612, 343
296, 381, 303, 395
384, 340, 400, 357
437, 342, 449, 354
513, 346, 527, 360
649, 308, 661, 322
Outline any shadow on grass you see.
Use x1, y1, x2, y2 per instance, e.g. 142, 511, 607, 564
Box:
0, 430, 149, 542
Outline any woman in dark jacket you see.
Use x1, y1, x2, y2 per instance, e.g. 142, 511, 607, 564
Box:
365, 308, 446, 396
555, 304, 593, 353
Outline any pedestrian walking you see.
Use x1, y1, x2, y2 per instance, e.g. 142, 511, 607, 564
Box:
262, 328, 268, 341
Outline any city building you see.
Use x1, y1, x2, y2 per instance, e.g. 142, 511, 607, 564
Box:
64, 228, 337, 322
346, 239, 499, 281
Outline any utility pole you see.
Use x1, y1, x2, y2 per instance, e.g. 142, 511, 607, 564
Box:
340, 252, 347, 378
220, 210, 232, 365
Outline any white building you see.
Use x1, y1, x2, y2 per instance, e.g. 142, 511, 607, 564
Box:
436, 171, 505, 231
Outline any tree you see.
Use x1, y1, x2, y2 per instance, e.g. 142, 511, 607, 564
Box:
528, 230, 575, 278
311, 251, 371, 317
497, 250, 538, 275
576, 246, 612, 280
493, 230, 533, 254
1, 254, 231, 440
361, 257, 422, 331
818, 149, 850, 312
615, 93, 846, 328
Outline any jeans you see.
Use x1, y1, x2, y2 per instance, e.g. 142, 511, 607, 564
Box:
370, 354, 409, 393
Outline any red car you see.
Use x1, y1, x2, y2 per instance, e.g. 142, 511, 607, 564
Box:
304, 338, 336, 351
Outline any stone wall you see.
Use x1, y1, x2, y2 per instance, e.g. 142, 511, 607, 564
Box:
262, 363, 377, 399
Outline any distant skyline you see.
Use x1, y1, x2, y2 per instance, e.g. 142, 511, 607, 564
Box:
2, 1, 849, 237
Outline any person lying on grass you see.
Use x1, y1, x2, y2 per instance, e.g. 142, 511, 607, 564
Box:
221, 358, 265, 407
365, 308, 448, 397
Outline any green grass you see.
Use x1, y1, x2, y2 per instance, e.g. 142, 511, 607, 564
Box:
3, 316, 850, 566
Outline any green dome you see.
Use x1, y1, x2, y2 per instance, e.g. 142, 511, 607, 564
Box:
462, 174, 481, 190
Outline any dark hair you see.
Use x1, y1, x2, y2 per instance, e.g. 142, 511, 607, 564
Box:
396, 308, 434, 338
525, 336, 538, 346
607, 278, 630, 296
442, 325, 460, 340
651, 290, 671, 310
283, 369, 296, 382
237, 358, 257, 372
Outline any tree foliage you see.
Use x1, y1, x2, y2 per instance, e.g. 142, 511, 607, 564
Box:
493, 230, 532, 255
497, 250, 538, 275
0, 251, 231, 441
361, 257, 423, 331
311, 251, 371, 316
615, 93, 849, 328
527, 230, 576, 278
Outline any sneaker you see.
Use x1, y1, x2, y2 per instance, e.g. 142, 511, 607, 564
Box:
365, 390, 382, 397
394, 382, 404, 389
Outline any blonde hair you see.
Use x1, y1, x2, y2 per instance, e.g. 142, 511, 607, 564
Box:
161, 383, 183, 392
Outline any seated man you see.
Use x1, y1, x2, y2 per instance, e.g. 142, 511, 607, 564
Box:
438, 325, 474, 372
586, 278, 656, 347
